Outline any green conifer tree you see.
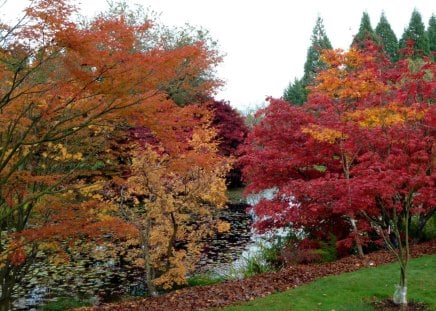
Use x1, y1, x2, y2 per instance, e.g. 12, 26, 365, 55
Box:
283, 16, 332, 105
427, 14, 436, 60
399, 9, 430, 57
375, 12, 399, 61
283, 78, 306, 106
352, 12, 378, 49
302, 16, 333, 87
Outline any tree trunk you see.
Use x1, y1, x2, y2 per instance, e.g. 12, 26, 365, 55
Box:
0, 275, 13, 311
393, 265, 407, 306
142, 221, 158, 297
350, 218, 364, 257
0, 297, 11, 311
392, 208, 409, 308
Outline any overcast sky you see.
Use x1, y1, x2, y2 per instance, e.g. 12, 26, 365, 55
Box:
2, 0, 435, 110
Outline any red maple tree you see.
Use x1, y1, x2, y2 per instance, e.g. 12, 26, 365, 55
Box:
241, 43, 435, 306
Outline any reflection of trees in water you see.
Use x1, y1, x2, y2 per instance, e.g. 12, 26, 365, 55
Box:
14, 204, 253, 309
196, 203, 252, 274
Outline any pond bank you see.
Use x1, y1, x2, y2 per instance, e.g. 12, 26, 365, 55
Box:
76, 240, 436, 311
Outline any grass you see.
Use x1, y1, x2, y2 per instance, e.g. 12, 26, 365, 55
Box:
38, 296, 93, 310
220, 254, 436, 311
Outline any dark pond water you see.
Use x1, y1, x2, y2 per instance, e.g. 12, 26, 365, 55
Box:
12, 203, 253, 310
196, 203, 252, 274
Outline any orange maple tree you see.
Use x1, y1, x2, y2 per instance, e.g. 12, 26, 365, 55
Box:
119, 105, 229, 295
0, 0, 224, 307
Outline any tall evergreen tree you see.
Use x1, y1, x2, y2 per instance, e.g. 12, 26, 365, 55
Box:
283, 78, 306, 106
427, 14, 436, 59
375, 12, 399, 61
399, 9, 430, 57
283, 16, 332, 105
302, 16, 333, 87
352, 12, 378, 48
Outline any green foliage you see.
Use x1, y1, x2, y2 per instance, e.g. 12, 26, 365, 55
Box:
422, 214, 436, 240
241, 255, 274, 278
38, 297, 92, 311
399, 9, 430, 57
280, 232, 337, 265
317, 235, 338, 263
284, 16, 332, 106
375, 12, 399, 61
352, 12, 377, 49
283, 78, 307, 106
258, 237, 287, 270
303, 16, 333, 87
410, 214, 436, 242
236, 235, 290, 278
221, 255, 436, 311
427, 14, 436, 60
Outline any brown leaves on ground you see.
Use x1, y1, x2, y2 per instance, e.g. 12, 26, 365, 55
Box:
371, 298, 428, 311
77, 240, 436, 311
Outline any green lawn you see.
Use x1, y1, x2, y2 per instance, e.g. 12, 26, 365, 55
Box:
220, 255, 436, 311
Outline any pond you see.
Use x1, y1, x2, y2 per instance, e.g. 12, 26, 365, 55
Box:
12, 202, 255, 310
12, 189, 287, 310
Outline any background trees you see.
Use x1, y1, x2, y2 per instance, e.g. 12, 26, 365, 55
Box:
302, 17, 333, 90
351, 12, 378, 49
208, 100, 248, 187
427, 14, 436, 60
283, 17, 332, 106
399, 9, 430, 57
375, 12, 398, 61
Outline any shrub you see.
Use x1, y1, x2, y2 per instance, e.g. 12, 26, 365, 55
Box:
281, 238, 322, 265
281, 235, 338, 265
241, 254, 274, 278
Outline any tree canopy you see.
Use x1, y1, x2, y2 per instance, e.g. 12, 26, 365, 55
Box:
427, 14, 436, 60
284, 16, 332, 106
241, 43, 435, 306
375, 12, 399, 61
399, 9, 430, 57
0, 0, 227, 307
352, 12, 378, 49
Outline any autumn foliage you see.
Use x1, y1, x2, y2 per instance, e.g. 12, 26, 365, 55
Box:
209, 100, 249, 187
0, 0, 227, 306
241, 42, 435, 251
241, 41, 434, 304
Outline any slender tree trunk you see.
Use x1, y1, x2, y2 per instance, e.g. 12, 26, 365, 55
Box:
142, 221, 158, 297
392, 207, 410, 308
342, 153, 364, 258
394, 263, 408, 307
0, 268, 13, 311
350, 218, 364, 257
0, 297, 11, 311
166, 212, 178, 271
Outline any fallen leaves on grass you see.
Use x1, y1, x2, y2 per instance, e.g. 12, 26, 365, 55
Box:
371, 298, 429, 311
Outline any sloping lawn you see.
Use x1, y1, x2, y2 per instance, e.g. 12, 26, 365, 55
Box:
221, 255, 436, 311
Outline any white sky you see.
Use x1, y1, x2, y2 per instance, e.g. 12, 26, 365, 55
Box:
2, 0, 435, 111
